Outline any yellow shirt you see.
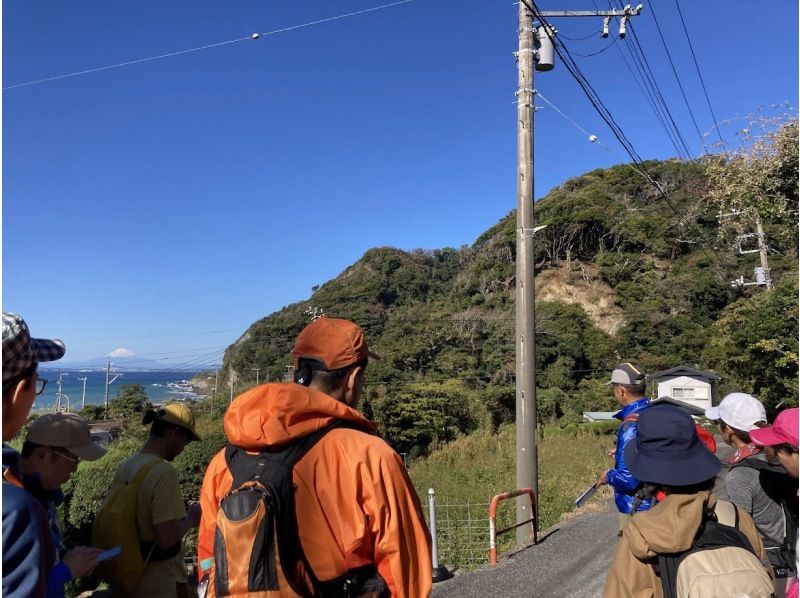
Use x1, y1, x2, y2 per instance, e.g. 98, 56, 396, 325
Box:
115, 452, 187, 598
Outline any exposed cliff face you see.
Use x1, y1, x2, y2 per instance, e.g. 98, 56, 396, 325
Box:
536, 263, 623, 336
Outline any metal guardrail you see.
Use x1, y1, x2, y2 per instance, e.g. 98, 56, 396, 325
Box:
488, 487, 538, 565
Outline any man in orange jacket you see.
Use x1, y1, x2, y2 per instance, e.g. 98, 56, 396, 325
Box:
198, 316, 432, 597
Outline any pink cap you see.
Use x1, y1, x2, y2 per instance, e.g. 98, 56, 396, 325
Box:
750, 408, 799, 448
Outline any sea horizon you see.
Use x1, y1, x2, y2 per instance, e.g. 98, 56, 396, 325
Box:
33, 368, 208, 412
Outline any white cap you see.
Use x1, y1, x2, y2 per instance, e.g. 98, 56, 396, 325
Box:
705, 392, 767, 432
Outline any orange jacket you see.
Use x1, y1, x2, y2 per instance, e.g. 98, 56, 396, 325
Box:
198, 383, 432, 598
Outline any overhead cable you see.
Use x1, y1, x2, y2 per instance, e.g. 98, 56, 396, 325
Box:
4, 0, 416, 91
648, 0, 708, 154
672, 0, 727, 149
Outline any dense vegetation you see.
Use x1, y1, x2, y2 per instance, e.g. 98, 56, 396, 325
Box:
216, 122, 798, 457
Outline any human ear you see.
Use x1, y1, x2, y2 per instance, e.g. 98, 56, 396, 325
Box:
3, 378, 35, 441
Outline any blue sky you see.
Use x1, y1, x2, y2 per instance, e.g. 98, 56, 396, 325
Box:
3, 0, 798, 364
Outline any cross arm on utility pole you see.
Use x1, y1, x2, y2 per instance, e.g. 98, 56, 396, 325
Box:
538, 6, 642, 18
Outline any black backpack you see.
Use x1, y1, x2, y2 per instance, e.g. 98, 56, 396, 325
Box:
730, 456, 799, 578
212, 421, 388, 598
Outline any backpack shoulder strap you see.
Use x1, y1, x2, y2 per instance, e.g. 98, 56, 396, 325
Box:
713, 500, 738, 528
622, 413, 639, 424
225, 420, 354, 487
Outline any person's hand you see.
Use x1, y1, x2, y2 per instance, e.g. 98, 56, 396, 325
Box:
62, 546, 102, 579
597, 470, 609, 486
186, 502, 202, 528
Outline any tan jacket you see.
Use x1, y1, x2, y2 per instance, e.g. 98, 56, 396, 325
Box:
604, 491, 773, 598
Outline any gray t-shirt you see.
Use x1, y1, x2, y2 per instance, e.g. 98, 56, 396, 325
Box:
725, 455, 786, 548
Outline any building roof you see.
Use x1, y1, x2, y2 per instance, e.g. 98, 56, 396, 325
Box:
649, 365, 720, 382
583, 411, 618, 421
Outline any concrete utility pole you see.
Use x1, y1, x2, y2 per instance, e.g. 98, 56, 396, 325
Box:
55, 372, 68, 412
720, 209, 773, 290
754, 215, 773, 290
515, 0, 538, 548
513, 1, 642, 548
103, 363, 122, 419
252, 367, 261, 386
78, 376, 88, 410
104, 362, 111, 419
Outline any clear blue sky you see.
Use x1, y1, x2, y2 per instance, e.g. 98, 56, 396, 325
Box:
3, 0, 797, 364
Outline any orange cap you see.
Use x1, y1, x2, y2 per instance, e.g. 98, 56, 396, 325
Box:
293, 316, 380, 370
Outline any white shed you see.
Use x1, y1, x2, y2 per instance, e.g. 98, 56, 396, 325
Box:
649, 366, 720, 412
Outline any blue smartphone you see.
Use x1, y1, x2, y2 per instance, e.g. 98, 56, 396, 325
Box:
98, 546, 122, 562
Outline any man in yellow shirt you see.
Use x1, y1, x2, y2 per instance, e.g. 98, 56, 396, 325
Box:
111, 404, 201, 598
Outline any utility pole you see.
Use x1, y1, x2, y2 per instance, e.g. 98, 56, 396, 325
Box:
513, 1, 642, 548
252, 367, 261, 386
283, 364, 295, 383
229, 371, 236, 404
209, 373, 218, 418
720, 209, 773, 290
78, 376, 88, 410
515, 0, 538, 548
55, 372, 68, 412
755, 215, 773, 290
103, 363, 122, 419
104, 362, 111, 419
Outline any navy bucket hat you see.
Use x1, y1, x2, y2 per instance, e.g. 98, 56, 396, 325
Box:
624, 404, 720, 487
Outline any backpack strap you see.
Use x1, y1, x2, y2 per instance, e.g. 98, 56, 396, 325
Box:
622, 413, 639, 424
122, 459, 176, 564
713, 499, 738, 528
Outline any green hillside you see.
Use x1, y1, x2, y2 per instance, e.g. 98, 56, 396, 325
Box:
209, 124, 798, 458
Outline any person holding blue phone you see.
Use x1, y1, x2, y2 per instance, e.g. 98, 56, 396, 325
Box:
22, 413, 108, 597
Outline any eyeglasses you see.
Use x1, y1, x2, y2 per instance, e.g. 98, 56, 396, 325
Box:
51, 449, 79, 464
35, 376, 48, 396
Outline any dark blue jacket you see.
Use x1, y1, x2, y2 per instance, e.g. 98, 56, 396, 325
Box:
2, 444, 54, 598
23, 474, 72, 598
608, 399, 653, 514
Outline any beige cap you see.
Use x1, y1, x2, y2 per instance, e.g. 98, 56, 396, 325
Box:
26, 413, 107, 461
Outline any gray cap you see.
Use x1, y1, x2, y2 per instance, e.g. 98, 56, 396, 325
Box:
606, 363, 645, 386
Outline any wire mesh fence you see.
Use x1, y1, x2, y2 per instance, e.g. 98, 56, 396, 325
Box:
424, 493, 518, 570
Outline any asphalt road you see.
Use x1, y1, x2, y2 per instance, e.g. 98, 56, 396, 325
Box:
431, 502, 619, 598
432, 439, 734, 598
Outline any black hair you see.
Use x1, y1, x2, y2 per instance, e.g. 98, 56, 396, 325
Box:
775, 443, 799, 455
619, 381, 646, 396
20, 440, 42, 459
647, 476, 716, 495
142, 408, 190, 440
2, 363, 37, 397
718, 420, 752, 443
295, 357, 368, 393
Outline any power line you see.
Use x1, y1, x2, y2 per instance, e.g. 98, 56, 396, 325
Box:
672, 0, 727, 150
4, 0, 416, 91
590, 0, 688, 159
521, 0, 746, 292
624, 19, 693, 159
569, 36, 618, 58
648, 0, 708, 154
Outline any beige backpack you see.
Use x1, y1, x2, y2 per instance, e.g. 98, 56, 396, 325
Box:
659, 500, 774, 598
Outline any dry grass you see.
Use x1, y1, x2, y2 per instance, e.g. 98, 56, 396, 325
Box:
409, 424, 615, 568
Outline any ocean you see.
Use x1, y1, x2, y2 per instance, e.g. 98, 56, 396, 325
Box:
33, 369, 206, 412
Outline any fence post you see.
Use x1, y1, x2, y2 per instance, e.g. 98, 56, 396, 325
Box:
428, 488, 453, 582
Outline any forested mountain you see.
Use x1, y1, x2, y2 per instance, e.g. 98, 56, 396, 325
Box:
211, 124, 798, 457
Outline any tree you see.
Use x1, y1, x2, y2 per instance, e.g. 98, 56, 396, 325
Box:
109, 384, 150, 420
704, 115, 799, 247
704, 276, 798, 415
